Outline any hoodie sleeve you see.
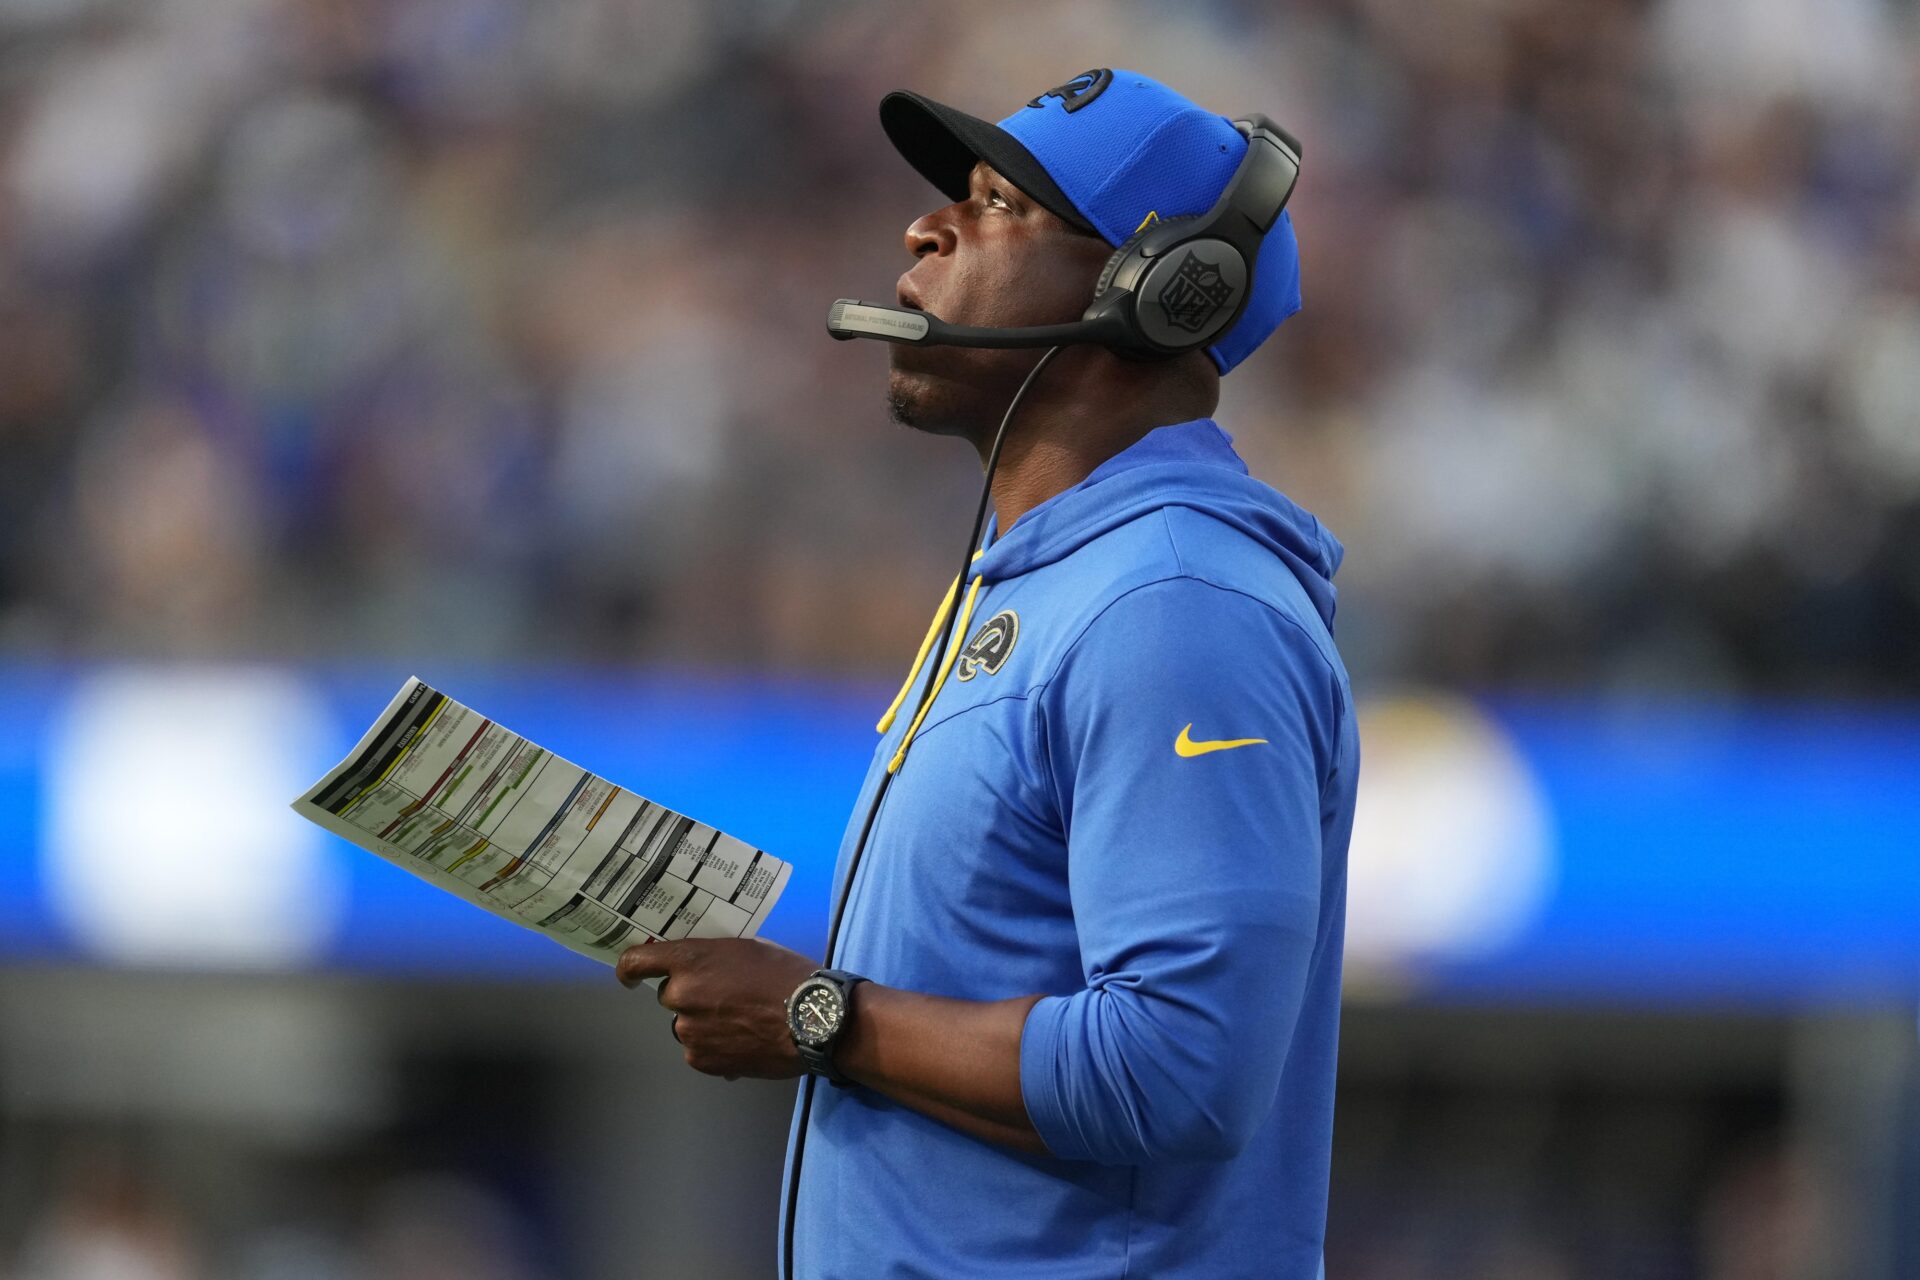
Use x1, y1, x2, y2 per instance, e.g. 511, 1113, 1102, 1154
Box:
1020, 575, 1340, 1165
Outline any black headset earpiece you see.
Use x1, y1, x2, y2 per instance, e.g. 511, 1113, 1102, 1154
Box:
1082, 216, 1247, 358
1079, 114, 1302, 360
1092, 214, 1198, 300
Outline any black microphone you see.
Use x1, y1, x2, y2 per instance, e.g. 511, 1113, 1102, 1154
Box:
827, 299, 1126, 349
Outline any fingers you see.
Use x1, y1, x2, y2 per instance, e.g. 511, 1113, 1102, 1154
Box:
615, 938, 779, 1081
616, 939, 675, 989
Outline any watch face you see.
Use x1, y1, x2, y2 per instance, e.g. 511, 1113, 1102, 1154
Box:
791, 981, 843, 1047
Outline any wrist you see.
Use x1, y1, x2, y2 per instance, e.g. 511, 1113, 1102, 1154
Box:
829, 979, 887, 1085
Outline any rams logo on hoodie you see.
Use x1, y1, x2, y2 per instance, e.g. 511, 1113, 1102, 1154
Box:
955, 610, 1018, 681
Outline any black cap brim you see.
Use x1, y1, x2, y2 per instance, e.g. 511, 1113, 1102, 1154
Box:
879, 91, 1101, 238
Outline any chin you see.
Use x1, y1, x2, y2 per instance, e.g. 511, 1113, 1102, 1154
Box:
886, 366, 960, 437
884, 348, 1017, 446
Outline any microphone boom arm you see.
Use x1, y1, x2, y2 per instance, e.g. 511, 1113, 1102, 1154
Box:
827, 299, 1128, 350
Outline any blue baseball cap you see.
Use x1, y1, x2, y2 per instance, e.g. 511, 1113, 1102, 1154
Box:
880, 68, 1302, 375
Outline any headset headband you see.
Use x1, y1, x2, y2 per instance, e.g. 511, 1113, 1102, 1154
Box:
1217, 115, 1302, 241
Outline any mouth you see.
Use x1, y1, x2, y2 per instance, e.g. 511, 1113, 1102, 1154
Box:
895, 276, 926, 312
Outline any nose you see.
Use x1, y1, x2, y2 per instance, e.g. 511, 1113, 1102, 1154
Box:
904, 209, 955, 259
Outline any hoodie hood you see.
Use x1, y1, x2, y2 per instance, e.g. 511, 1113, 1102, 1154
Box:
974, 418, 1343, 629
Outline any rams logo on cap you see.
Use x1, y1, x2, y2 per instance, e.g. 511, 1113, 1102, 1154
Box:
1027, 68, 1112, 114
955, 610, 1019, 681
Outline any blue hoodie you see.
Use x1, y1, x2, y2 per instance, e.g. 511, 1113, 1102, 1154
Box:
782, 418, 1357, 1280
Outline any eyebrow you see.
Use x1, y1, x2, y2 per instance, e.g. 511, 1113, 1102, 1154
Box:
970, 164, 1020, 205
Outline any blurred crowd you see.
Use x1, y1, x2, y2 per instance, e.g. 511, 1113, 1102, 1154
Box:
0, 0, 1915, 692
0, 1105, 1832, 1280
8, 1152, 558, 1280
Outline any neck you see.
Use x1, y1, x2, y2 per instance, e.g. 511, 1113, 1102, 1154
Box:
973, 350, 1216, 536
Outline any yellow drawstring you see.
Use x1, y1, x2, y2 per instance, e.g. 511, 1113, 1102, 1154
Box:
875, 551, 984, 735
887, 570, 983, 774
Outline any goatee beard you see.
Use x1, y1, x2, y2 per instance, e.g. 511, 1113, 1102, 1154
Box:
886, 385, 919, 427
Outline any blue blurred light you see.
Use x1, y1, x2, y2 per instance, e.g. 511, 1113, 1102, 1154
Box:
1, 667, 1915, 1006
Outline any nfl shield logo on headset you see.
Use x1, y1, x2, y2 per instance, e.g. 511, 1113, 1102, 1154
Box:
1158, 250, 1236, 334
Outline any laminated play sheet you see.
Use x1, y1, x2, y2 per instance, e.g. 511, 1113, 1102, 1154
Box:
293, 677, 789, 965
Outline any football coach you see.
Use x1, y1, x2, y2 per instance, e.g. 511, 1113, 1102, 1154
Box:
620, 68, 1358, 1280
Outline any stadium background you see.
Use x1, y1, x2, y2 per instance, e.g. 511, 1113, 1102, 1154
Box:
0, 0, 1916, 1277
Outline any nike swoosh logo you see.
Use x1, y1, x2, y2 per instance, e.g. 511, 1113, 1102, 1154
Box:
1174, 724, 1269, 757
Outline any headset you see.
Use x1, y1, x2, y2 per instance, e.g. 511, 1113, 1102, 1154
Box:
827, 113, 1302, 359
785, 113, 1302, 1280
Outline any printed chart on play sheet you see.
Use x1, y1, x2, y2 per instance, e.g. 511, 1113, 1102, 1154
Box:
292, 677, 790, 966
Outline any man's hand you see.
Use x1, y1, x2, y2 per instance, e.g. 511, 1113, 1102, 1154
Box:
619, 937, 1047, 1151
617, 938, 820, 1080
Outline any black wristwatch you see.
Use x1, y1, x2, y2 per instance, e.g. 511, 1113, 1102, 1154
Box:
786, 968, 867, 1086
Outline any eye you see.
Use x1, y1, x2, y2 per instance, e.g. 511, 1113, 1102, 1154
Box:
986, 187, 1010, 209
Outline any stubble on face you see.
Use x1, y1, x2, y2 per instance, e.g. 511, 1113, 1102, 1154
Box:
885, 368, 921, 428
885, 367, 954, 435
885, 356, 993, 441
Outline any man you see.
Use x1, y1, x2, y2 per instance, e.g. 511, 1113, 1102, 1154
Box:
619, 69, 1358, 1279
